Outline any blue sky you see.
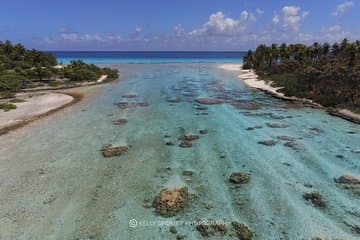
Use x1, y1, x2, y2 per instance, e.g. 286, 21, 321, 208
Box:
0, 0, 359, 50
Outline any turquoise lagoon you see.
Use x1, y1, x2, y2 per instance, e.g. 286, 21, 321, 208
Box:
0, 61, 359, 239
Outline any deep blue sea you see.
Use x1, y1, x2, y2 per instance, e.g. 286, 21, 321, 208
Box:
51, 51, 245, 64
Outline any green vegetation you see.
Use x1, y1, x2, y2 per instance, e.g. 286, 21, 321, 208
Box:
0, 73, 25, 97
8, 98, 26, 103
0, 102, 17, 111
243, 39, 360, 109
60, 60, 119, 82
0, 40, 119, 98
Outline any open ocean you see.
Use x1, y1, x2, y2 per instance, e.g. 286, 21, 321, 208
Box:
51, 51, 245, 64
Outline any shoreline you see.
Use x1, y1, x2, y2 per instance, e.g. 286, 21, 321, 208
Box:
0, 83, 106, 136
218, 63, 360, 124
0, 74, 118, 136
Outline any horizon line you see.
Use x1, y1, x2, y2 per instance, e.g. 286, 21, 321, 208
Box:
46, 50, 248, 52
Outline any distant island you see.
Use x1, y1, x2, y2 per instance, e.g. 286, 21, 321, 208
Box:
242, 39, 359, 113
0, 40, 118, 111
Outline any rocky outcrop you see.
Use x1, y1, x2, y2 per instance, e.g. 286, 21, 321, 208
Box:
246, 125, 262, 131
115, 101, 149, 110
266, 122, 289, 128
229, 172, 250, 184
232, 222, 253, 240
196, 222, 227, 237
277, 135, 294, 141
112, 118, 128, 125
303, 192, 326, 208
166, 97, 182, 103
179, 133, 199, 148
179, 140, 193, 148
195, 98, 222, 105
153, 187, 189, 217
334, 175, 360, 185
230, 100, 261, 110
165, 141, 175, 146
284, 141, 300, 150
102, 145, 128, 157
122, 92, 138, 98
199, 129, 208, 134
179, 134, 200, 141
258, 140, 277, 146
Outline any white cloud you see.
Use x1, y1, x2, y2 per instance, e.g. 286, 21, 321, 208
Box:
273, 6, 309, 32
130, 26, 143, 39
174, 24, 185, 37
296, 32, 313, 42
333, 1, 354, 16
250, 13, 257, 22
50, 28, 122, 43
328, 25, 342, 32
190, 11, 256, 37
272, 14, 280, 24
256, 8, 264, 15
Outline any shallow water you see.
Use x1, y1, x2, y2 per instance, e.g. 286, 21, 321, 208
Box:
0, 63, 359, 240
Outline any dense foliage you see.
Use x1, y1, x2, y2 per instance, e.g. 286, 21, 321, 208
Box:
0, 40, 119, 98
243, 39, 360, 110
60, 60, 119, 82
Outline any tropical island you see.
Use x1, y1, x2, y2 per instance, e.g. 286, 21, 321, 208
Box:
0, 40, 119, 133
241, 39, 360, 122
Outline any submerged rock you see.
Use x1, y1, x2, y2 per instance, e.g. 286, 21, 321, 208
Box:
195, 97, 222, 105
284, 141, 300, 150
115, 101, 149, 110
182, 91, 195, 97
246, 125, 262, 131
269, 114, 286, 119
176, 234, 187, 240
196, 222, 227, 237
303, 192, 326, 208
102, 145, 128, 157
112, 118, 128, 125
182, 170, 194, 176
194, 105, 208, 110
344, 221, 360, 234
334, 175, 360, 185
179, 134, 200, 141
153, 187, 189, 217
122, 92, 138, 98
277, 135, 294, 141
258, 140, 277, 146
166, 97, 182, 103
43, 195, 56, 204
199, 129, 208, 135
230, 101, 261, 110
231, 222, 253, 240
179, 140, 193, 148
266, 122, 289, 128
229, 172, 250, 184
169, 226, 177, 234
165, 141, 175, 146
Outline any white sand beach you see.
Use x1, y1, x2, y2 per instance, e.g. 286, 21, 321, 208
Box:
0, 92, 74, 133
218, 63, 360, 123
218, 64, 287, 98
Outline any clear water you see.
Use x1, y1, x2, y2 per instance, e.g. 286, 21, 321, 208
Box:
51, 51, 245, 64
0, 63, 359, 240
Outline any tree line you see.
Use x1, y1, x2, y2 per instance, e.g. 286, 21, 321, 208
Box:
0, 40, 119, 98
243, 39, 360, 110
